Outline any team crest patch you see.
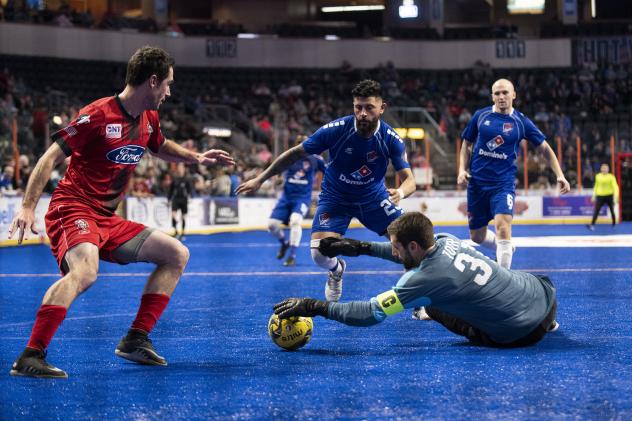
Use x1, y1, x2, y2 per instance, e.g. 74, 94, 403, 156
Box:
503, 123, 513, 133
318, 212, 331, 227
74, 219, 90, 234
367, 151, 378, 162
486, 135, 504, 151
350, 165, 372, 180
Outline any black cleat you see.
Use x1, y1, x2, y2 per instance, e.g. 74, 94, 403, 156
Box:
276, 242, 290, 259
10, 347, 68, 379
115, 329, 167, 366
283, 256, 296, 267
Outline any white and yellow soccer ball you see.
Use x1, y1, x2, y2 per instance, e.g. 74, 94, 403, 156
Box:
268, 314, 313, 351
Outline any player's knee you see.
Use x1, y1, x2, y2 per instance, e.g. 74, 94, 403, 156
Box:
68, 266, 98, 293
496, 226, 511, 239
289, 213, 302, 227
173, 243, 190, 270
470, 231, 486, 244
268, 219, 282, 232
311, 245, 334, 268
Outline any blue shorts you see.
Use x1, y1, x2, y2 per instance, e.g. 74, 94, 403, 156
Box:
467, 181, 515, 230
312, 195, 404, 236
270, 196, 310, 225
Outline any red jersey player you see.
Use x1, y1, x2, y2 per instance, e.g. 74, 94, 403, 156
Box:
8, 46, 235, 378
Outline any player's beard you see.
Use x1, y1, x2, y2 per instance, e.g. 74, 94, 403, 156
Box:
356, 117, 378, 137
400, 250, 419, 271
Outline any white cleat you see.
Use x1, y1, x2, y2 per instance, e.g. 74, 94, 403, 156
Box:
412, 307, 432, 321
547, 320, 560, 332
325, 258, 346, 302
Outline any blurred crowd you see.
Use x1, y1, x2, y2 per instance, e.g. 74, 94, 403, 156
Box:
1, 56, 631, 198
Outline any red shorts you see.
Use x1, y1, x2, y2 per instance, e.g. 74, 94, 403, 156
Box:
45, 200, 146, 273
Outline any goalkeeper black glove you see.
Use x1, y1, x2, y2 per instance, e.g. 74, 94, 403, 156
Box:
273, 298, 329, 319
318, 237, 371, 258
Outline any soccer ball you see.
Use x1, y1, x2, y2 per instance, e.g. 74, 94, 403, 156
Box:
268, 314, 313, 351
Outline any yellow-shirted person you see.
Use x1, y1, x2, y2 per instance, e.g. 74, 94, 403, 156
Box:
587, 163, 619, 230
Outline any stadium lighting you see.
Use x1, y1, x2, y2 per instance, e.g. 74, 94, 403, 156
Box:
591, 0, 596, 18
237, 33, 259, 39
324, 35, 340, 40
321, 5, 385, 13
204, 127, 232, 137
399, 0, 418, 18
52, 115, 63, 126
407, 128, 425, 140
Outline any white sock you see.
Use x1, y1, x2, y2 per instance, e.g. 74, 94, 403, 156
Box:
479, 230, 497, 251
310, 242, 340, 272
288, 213, 302, 247
268, 219, 285, 242
497, 239, 513, 269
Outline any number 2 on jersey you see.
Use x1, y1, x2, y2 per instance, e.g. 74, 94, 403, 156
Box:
453, 253, 493, 285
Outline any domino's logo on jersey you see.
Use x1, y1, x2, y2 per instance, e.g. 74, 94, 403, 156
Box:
106, 145, 145, 165
486, 135, 505, 151
350, 165, 372, 180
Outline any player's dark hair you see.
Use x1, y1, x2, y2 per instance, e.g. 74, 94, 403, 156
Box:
351, 79, 382, 98
387, 212, 435, 250
125, 46, 175, 87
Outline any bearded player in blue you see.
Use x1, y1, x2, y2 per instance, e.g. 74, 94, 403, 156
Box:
458, 78, 570, 269
268, 135, 326, 267
237, 80, 416, 301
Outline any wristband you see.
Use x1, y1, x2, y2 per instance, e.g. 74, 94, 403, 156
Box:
397, 188, 405, 200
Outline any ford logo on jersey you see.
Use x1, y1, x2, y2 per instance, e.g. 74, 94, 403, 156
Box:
106, 145, 145, 165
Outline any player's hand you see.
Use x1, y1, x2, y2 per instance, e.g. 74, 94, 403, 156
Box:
198, 149, 235, 167
235, 176, 263, 195
8, 207, 38, 245
318, 236, 371, 258
387, 188, 403, 205
557, 176, 570, 194
457, 170, 471, 188
273, 298, 329, 319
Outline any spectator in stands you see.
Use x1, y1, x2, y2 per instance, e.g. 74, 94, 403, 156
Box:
0, 164, 18, 196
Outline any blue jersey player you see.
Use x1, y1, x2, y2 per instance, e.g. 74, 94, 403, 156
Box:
237, 80, 416, 301
269, 136, 326, 267
274, 212, 559, 348
458, 79, 570, 269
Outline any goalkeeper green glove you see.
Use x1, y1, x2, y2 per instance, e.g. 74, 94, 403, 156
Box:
273, 298, 329, 319
318, 237, 372, 258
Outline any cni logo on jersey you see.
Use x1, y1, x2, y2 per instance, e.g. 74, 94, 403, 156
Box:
350, 165, 372, 180
486, 135, 505, 151
106, 124, 122, 139
106, 145, 146, 165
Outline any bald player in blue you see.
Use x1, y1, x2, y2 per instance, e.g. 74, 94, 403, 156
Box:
237, 80, 416, 302
458, 78, 570, 269
274, 212, 559, 348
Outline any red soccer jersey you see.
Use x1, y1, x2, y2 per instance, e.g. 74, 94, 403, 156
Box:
52, 95, 165, 212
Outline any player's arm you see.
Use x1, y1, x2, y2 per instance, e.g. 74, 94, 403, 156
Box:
8, 142, 67, 243
536, 141, 570, 194
457, 139, 473, 187
274, 287, 417, 327
387, 168, 415, 205
318, 237, 401, 263
236, 144, 308, 195
153, 139, 235, 167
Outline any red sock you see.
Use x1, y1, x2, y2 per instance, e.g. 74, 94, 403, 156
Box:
131, 294, 170, 333
26, 305, 68, 351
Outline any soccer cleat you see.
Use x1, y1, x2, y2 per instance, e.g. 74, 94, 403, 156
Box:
412, 307, 432, 321
325, 258, 346, 302
276, 242, 290, 259
283, 256, 296, 267
10, 348, 68, 379
115, 329, 167, 366
547, 321, 560, 332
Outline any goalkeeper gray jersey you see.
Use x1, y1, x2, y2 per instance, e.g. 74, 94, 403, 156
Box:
327, 233, 556, 343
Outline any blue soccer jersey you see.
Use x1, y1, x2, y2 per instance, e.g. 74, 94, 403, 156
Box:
281, 155, 326, 203
302, 115, 410, 205
461, 106, 545, 184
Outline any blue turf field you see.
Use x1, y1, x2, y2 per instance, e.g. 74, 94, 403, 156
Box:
1, 224, 631, 420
